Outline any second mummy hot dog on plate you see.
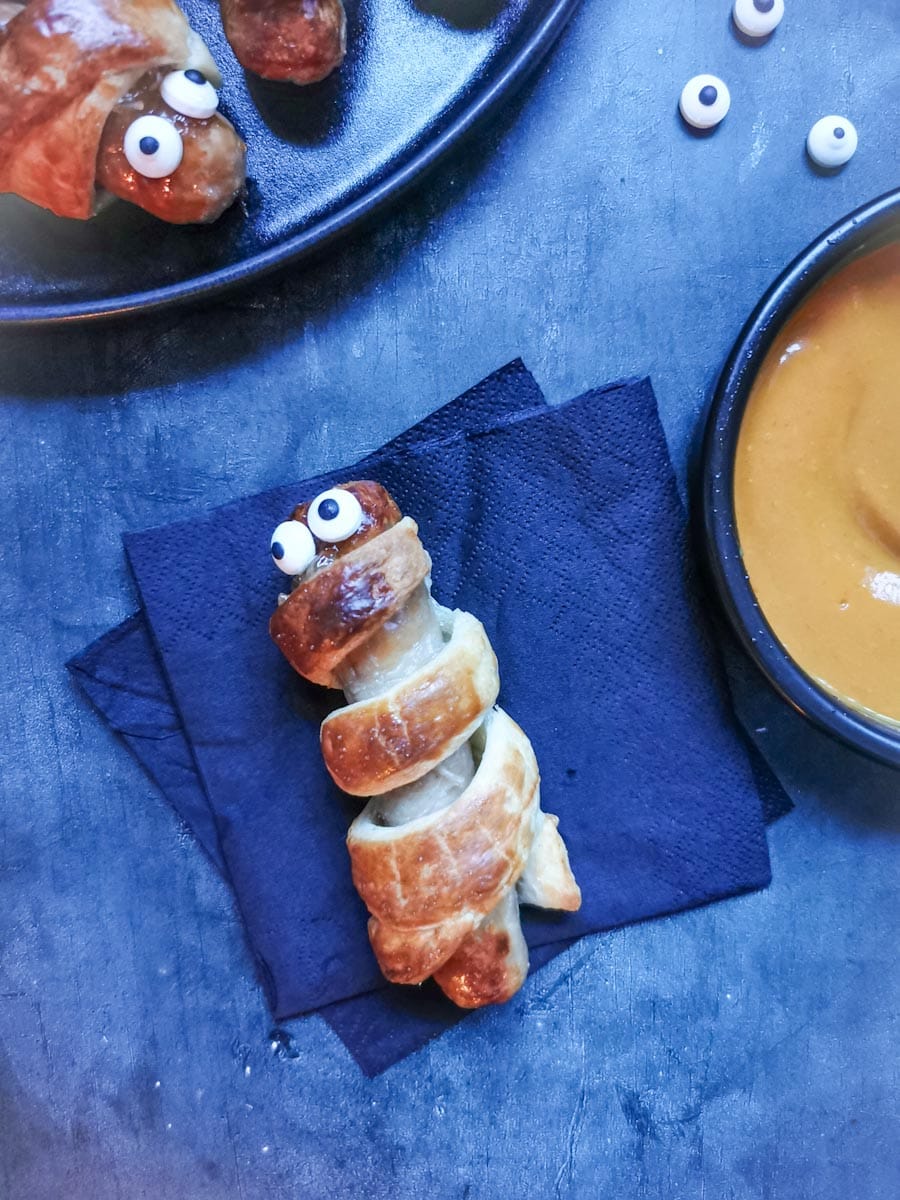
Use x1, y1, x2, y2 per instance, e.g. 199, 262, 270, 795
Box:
0, 0, 245, 223
220, 0, 346, 85
269, 482, 581, 1009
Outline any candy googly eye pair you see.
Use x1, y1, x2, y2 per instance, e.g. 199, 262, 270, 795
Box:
271, 488, 365, 575
680, 76, 858, 167
681, 77, 858, 167
679, 0, 781, 131
123, 70, 220, 179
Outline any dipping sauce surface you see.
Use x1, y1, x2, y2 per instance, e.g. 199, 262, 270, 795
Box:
734, 241, 900, 723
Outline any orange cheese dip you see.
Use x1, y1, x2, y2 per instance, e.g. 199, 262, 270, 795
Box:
734, 241, 900, 723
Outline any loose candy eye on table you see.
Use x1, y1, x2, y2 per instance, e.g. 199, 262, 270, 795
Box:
679, 75, 731, 129
807, 116, 858, 168
733, 0, 785, 39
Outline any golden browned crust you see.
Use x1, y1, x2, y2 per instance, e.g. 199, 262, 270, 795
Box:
268, 479, 582, 1009
269, 517, 431, 688
320, 609, 499, 797
367, 912, 478, 985
432, 893, 529, 1008
0, 0, 218, 219
347, 711, 540, 983
220, 0, 345, 85
433, 928, 519, 1007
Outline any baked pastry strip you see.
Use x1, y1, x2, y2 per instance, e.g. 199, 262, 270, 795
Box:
270, 482, 581, 1008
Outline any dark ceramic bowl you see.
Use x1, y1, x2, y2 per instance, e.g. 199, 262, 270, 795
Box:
700, 187, 900, 767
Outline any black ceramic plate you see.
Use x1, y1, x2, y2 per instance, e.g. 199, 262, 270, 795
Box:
0, 0, 578, 325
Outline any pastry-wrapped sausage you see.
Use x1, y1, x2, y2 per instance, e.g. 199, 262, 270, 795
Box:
220, 0, 345, 85
269, 482, 581, 1009
0, 0, 245, 223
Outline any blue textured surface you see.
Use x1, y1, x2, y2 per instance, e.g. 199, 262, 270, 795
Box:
1, 0, 899, 1196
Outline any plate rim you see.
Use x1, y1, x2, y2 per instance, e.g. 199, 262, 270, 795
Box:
0, 0, 581, 328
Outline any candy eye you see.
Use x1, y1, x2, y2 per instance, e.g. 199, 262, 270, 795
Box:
161, 69, 220, 120
123, 115, 184, 178
732, 0, 784, 38
679, 75, 731, 129
307, 488, 364, 542
271, 521, 316, 575
806, 117, 858, 169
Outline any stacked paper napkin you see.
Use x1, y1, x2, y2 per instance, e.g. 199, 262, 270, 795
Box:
69, 362, 788, 1076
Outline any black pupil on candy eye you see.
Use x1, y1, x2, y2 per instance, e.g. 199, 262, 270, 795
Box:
184, 68, 206, 85
833, 127, 845, 139
139, 135, 160, 156
317, 498, 340, 521
753, 0, 775, 12
272, 541, 285, 560
699, 85, 718, 106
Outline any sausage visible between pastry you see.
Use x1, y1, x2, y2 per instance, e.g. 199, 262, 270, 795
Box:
96, 69, 246, 224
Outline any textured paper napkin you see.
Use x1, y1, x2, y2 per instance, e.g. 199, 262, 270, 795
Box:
69, 361, 788, 1075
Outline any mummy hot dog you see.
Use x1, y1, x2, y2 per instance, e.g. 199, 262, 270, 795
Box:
220, 0, 346, 85
269, 482, 581, 1009
0, 0, 245, 223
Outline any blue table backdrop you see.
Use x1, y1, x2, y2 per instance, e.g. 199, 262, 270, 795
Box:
1, 0, 898, 1196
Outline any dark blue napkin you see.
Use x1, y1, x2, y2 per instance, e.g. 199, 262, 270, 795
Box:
69, 362, 788, 1076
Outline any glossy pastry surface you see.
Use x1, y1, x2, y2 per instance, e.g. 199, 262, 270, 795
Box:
0, 0, 244, 223
270, 481, 581, 1009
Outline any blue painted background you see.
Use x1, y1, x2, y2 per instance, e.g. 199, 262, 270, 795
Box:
1, 0, 898, 1195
